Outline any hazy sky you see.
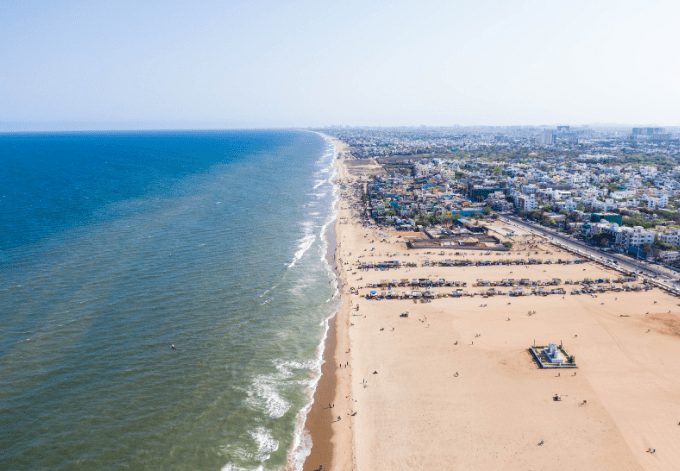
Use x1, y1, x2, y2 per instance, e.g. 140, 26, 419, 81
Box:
1, 0, 679, 130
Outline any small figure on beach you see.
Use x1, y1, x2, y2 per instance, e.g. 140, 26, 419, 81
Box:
538, 439, 544, 446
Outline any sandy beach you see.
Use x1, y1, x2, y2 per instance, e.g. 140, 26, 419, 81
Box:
304, 139, 680, 471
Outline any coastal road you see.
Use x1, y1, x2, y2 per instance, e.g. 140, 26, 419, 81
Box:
498, 214, 680, 296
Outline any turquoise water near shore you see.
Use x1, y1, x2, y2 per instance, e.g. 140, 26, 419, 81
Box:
0, 130, 338, 470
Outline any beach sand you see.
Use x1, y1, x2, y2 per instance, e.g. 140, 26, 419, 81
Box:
304, 140, 680, 470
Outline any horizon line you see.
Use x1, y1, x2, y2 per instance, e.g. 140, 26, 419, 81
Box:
2, 123, 680, 134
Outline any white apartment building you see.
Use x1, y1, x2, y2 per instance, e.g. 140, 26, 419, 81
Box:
642, 193, 668, 209
620, 226, 656, 248
659, 228, 680, 246
516, 194, 538, 212
658, 251, 680, 263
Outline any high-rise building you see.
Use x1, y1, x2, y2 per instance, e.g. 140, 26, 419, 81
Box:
631, 127, 670, 141
538, 129, 554, 145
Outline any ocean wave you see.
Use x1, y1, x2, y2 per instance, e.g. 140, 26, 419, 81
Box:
274, 358, 317, 373
251, 427, 279, 462
220, 465, 262, 471
287, 233, 315, 269
289, 429, 313, 471
287, 220, 316, 269
220, 427, 278, 471
306, 191, 327, 199
247, 374, 291, 419
246, 358, 321, 422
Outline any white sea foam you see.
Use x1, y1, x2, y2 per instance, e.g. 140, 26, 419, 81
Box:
225, 357, 323, 471
220, 427, 277, 471
275, 358, 317, 373
251, 427, 279, 462
287, 233, 315, 269
289, 429, 313, 471
287, 131, 341, 470
287, 219, 317, 269
220, 463, 260, 471
247, 373, 291, 419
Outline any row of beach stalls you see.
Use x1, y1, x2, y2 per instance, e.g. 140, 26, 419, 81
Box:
366, 282, 651, 300
475, 278, 562, 287
367, 278, 467, 289
367, 275, 639, 290
365, 288, 566, 300
357, 260, 418, 271
422, 258, 587, 267
473, 276, 637, 288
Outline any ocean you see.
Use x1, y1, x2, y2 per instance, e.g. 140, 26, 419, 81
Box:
0, 130, 338, 470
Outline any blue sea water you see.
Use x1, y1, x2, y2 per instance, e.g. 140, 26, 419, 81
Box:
0, 130, 338, 470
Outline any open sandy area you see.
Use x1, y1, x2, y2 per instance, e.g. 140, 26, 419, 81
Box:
303, 140, 680, 471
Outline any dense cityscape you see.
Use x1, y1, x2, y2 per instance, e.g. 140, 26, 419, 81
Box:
324, 125, 680, 271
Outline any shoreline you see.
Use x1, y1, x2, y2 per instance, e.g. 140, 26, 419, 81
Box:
301, 136, 353, 471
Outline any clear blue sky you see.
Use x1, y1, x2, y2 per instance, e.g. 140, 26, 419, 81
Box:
1, 0, 679, 130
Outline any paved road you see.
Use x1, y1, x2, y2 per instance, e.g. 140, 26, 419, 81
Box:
498, 215, 680, 296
